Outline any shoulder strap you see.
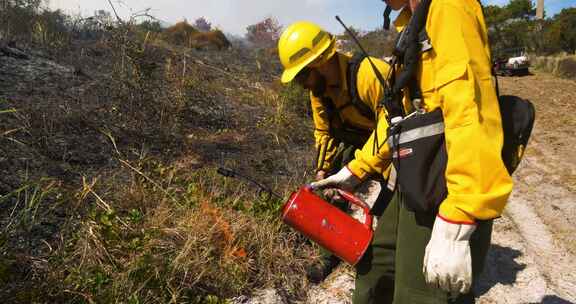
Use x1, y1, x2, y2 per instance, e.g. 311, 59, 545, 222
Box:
347, 52, 376, 120
392, 0, 432, 100
320, 96, 335, 118
383, 0, 433, 121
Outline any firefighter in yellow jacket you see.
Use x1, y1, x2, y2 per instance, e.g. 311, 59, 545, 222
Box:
278, 21, 396, 287
311, 0, 514, 303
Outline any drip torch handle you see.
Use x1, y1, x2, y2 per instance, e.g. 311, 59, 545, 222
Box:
336, 189, 373, 230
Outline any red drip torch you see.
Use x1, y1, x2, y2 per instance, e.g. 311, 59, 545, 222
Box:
217, 168, 373, 266
282, 186, 373, 265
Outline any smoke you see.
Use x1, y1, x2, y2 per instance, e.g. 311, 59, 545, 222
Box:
186, 0, 348, 36
46, 0, 576, 36
47, 0, 371, 36
203, 0, 388, 36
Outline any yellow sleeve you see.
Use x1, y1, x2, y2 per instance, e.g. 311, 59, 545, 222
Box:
346, 109, 392, 180
346, 57, 393, 180
428, 0, 513, 223
310, 92, 339, 172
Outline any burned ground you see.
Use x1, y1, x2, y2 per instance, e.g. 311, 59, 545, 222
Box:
1, 34, 316, 303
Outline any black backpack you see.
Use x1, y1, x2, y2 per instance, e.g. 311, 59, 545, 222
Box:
499, 95, 535, 174
346, 52, 376, 121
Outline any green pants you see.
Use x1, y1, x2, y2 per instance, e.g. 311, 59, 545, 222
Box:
353, 191, 493, 304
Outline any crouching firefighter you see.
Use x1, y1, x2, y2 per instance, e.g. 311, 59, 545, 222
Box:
311, 0, 533, 302
277, 21, 396, 284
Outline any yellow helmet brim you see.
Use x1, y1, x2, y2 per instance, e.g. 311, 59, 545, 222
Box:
281, 57, 314, 83
280, 37, 335, 83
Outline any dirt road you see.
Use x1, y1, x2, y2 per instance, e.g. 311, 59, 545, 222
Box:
302, 71, 576, 304
476, 72, 576, 303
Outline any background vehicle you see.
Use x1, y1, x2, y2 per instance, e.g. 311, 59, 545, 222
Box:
493, 47, 530, 76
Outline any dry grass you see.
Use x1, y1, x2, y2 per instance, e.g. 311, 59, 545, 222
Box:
258, 83, 311, 146
1, 5, 318, 303
189, 30, 231, 50
38, 162, 314, 303
557, 57, 576, 79
531, 54, 576, 80
161, 21, 231, 50
162, 21, 198, 46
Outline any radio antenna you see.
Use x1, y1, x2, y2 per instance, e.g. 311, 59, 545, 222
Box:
335, 16, 389, 90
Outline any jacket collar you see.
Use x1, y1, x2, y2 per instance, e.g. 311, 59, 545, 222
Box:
337, 52, 350, 92
394, 7, 412, 32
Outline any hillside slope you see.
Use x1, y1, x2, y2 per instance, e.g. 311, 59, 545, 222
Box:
2, 36, 575, 304
1, 37, 319, 303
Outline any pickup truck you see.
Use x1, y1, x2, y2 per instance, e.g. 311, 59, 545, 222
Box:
493, 48, 530, 76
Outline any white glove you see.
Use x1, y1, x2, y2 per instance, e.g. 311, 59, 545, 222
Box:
309, 166, 361, 191
423, 215, 477, 295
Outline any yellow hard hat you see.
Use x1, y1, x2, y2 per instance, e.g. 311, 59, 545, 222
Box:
278, 21, 336, 83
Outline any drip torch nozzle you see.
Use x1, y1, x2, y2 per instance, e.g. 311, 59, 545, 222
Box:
217, 167, 236, 178
216, 167, 283, 202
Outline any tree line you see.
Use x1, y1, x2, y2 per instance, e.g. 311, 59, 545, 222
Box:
484, 0, 576, 56
2, 0, 574, 55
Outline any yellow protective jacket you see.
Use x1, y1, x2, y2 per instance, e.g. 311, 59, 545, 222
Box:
347, 0, 513, 223
312, 52, 391, 176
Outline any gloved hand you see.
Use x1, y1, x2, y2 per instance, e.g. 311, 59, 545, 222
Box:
315, 170, 326, 181
423, 215, 477, 296
309, 166, 361, 191
314, 170, 342, 202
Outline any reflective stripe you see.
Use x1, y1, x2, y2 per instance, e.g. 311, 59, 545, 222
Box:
387, 166, 397, 191
388, 122, 444, 146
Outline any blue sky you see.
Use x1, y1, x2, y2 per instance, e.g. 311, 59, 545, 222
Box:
48, 0, 576, 36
